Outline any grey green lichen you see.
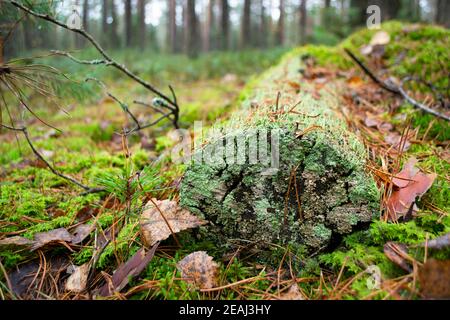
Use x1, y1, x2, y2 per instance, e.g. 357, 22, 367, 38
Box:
180, 51, 379, 253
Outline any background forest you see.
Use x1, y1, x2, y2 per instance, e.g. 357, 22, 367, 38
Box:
0, 1, 449, 301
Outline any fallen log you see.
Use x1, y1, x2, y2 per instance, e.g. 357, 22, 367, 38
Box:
180, 51, 379, 252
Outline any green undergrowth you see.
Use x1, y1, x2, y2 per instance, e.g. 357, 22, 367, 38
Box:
1, 23, 449, 299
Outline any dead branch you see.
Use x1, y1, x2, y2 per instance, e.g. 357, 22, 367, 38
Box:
0, 123, 104, 194
10, 0, 180, 129
344, 48, 450, 122
86, 78, 176, 134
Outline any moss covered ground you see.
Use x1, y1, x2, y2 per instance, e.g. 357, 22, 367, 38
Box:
0, 24, 449, 300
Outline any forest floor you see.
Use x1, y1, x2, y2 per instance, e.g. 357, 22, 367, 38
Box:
0, 22, 449, 300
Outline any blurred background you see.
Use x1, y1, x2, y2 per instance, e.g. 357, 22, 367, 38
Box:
2, 0, 449, 59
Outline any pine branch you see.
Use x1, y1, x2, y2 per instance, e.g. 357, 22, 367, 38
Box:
10, 0, 180, 129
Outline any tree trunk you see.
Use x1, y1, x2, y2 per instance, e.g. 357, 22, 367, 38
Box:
436, 0, 450, 28
220, 0, 230, 50
138, 0, 146, 49
299, 0, 307, 45
350, 0, 367, 27
0, 36, 3, 65
124, 0, 132, 47
186, 0, 198, 58
180, 49, 378, 253
110, 0, 120, 47
241, 0, 251, 49
82, 0, 89, 32
259, 0, 267, 48
275, 0, 285, 46
101, 0, 108, 46
203, 0, 215, 52
167, 0, 177, 53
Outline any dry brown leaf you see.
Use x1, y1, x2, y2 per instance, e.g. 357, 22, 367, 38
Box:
287, 81, 301, 91
347, 76, 364, 88
419, 259, 450, 299
177, 251, 219, 289
392, 158, 418, 188
140, 199, 207, 247
31, 228, 73, 251
278, 284, 305, 300
370, 31, 390, 46
385, 132, 411, 151
98, 244, 159, 296
65, 263, 91, 293
71, 223, 95, 244
0, 236, 34, 248
387, 159, 436, 220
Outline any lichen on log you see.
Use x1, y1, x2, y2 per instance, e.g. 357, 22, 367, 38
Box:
180, 51, 379, 252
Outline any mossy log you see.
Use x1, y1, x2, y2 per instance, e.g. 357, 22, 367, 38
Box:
180, 50, 379, 252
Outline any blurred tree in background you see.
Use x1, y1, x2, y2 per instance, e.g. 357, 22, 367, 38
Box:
0, 0, 449, 59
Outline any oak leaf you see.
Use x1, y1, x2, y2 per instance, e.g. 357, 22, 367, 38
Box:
177, 251, 219, 290
140, 199, 207, 247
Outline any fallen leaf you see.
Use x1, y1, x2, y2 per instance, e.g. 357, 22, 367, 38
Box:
71, 223, 95, 244
65, 263, 91, 293
419, 259, 450, 299
177, 251, 219, 290
98, 244, 159, 296
387, 166, 436, 219
392, 158, 418, 188
287, 81, 301, 91
370, 31, 390, 46
347, 76, 364, 88
0, 236, 34, 248
385, 132, 411, 151
8, 256, 69, 298
277, 284, 305, 300
140, 199, 207, 247
384, 242, 413, 273
31, 228, 73, 251
360, 45, 373, 56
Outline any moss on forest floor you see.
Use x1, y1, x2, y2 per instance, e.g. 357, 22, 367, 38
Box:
0, 23, 449, 300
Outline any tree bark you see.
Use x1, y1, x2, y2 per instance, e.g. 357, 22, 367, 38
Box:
299, 0, 307, 45
124, 0, 132, 47
203, 0, 215, 52
110, 0, 120, 47
220, 0, 230, 50
241, 0, 251, 49
82, 0, 89, 33
275, 0, 285, 46
350, 0, 367, 27
259, 0, 267, 48
167, 0, 177, 53
186, 0, 199, 58
138, 0, 146, 49
436, 0, 450, 28
101, 0, 108, 46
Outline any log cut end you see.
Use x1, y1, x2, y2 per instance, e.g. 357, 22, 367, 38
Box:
180, 53, 380, 252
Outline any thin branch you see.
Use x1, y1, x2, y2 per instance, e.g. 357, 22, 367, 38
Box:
398, 79, 450, 122
344, 48, 399, 94
10, 0, 179, 129
50, 50, 111, 66
345, 48, 450, 122
86, 78, 174, 133
0, 124, 104, 194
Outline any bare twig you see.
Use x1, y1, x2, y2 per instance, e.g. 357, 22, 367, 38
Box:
345, 48, 450, 122
0, 123, 104, 194
10, 0, 180, 129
